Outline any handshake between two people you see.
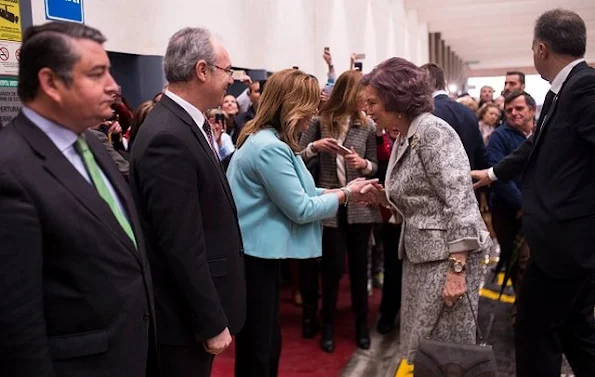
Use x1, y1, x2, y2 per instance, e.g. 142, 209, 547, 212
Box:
344, 178, 390, 207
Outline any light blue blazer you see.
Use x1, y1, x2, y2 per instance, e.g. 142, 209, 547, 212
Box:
227, 128, 339, 259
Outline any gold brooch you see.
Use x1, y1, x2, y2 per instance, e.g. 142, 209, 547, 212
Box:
410, 134, 419, 149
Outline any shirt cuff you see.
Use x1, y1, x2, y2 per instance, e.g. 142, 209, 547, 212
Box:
360, 159, 373, 175
302, 142, 318, 160
448, 238, 481, 253
488, 167, 498, 181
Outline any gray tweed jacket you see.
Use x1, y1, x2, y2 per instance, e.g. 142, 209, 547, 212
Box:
299, 116, 381, 227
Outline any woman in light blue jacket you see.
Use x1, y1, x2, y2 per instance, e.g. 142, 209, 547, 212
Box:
226, 69, 377, 377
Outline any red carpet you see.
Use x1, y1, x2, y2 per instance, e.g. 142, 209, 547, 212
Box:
213, 278, 381, 377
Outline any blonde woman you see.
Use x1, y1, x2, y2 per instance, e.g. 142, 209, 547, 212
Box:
299, 70, 380, 352
226, 69, 377, 377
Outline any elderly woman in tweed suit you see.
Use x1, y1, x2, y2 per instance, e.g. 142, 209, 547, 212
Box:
361, 58, 491, 362
299, 70, 380, 353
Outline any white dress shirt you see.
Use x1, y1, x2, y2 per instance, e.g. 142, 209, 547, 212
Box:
487, 58, 586, 181
432, 90, 449, 98
22, 107, 127, 218
164, 90, 212, 147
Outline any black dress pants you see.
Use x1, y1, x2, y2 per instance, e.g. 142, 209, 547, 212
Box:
379, 223, 402, 322
492, 207, 522, 279
158, 343, 214, 377
321, 209, 372, 325
235, 255, 281, 377
299, 257, 320, 319
515, 260, 595, 377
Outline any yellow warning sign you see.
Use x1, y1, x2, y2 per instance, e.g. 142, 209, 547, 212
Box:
0, 0, 21, 42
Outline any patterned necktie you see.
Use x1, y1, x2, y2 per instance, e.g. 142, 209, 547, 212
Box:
202, 121, 219, 157
75, 136, 137, 249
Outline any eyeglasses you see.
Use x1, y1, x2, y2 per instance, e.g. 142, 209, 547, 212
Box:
208, 63, 234, 77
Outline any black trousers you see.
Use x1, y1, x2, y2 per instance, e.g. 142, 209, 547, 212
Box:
320, 209, 372, 325
515, 260, 595, 377
235, 255, 281, 377
379, 223, 402, 322
492, 208, 522, 278
158, 344, 214, 377
299, 257, 320, 319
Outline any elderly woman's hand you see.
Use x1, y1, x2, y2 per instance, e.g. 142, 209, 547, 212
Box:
360, 182, 390, 207
347, 178, 380, 204
442, 270, 466, 307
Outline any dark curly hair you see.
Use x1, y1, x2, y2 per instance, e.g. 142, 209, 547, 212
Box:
361, 57, 433, 119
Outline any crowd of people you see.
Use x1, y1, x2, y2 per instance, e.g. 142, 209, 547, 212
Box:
1, 7, 594, 377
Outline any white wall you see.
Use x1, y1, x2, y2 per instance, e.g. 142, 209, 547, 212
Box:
31, 0, 430, 83
467, 75, 550, 106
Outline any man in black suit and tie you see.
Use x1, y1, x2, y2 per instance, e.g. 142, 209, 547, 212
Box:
0, 22, 156, 377
129, 27, 245, 377
421, 63, 488, 171
472, 9, 595, 376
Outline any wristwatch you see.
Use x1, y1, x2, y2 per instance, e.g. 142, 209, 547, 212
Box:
448, 257, 466, 274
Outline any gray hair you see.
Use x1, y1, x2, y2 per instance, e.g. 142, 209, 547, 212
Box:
164, 27, 217, 83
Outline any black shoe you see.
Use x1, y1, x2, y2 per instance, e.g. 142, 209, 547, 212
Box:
356, 320, 371, 350
302, 317, 319, 339
320, 324, 335, 353
376, 317, 395, 335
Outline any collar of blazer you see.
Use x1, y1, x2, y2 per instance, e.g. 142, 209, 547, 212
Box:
159, 95, 223, 167
158, 95, 239, 217
13, 113, 143, 263
385, 112, 432, 188
528, 61, 590, 163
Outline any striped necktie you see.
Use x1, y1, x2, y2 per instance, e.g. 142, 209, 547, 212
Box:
202, 121, 219, 157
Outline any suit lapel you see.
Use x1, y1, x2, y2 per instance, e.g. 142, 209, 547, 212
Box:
85, 131, 143, 264
385, 113, 427, 187
160, 96, 237, 211
14, 114, 140, 262
527, 62, 588, 163
385, 136, 409, 188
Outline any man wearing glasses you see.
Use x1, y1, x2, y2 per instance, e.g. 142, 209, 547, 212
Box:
129, 27, 246, 377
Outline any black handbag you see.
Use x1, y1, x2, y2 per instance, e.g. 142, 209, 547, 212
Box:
415, 293, 497, 376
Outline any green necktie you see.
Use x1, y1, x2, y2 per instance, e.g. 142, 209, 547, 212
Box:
75, 136, 137, 249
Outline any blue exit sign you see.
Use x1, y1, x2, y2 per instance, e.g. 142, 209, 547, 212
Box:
45, 0, 85, 24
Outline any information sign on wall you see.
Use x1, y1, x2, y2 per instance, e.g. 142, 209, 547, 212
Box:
45, 0, 84, 24
0, 39, 19, 75
0, 76, 20, 127
0, 0, 21, 42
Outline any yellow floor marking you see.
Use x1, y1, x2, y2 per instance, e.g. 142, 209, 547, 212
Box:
395, 359, 414, 377
480, 287, 515, 304
496, 271, 513, 287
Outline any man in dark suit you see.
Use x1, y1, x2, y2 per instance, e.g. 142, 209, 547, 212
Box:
0, 22, 156, 377
129, 27, 246, 377
472, 9, 595, 376
421, 63, 488, 170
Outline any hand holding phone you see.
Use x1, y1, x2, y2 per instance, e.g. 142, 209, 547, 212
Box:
336, 144, 352, 156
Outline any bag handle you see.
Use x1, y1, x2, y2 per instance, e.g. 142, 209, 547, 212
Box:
427, 291, 485, 345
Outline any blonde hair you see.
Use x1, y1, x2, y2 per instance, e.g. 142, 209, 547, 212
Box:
319, 70, 367, 135
237, 69, 320, 151
456, 95, 479, 113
